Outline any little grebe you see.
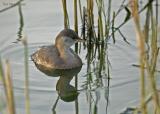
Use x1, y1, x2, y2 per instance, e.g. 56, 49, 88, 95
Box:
31, 29, 84, 70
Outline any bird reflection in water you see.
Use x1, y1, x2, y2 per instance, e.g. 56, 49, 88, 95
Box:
55, 67, 82, 102
32, 58, 82, 112
31, 29, 83, 112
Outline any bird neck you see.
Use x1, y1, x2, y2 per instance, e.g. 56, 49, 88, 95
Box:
56, 76, 74, 90
56, 42, 73, 59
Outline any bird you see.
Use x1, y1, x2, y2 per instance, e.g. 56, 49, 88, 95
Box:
31, 29, 84, 71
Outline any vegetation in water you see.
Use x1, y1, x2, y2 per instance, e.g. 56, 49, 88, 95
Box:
0, 0, 159, 114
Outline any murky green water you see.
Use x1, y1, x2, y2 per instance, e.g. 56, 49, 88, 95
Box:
0, 0, 160, 114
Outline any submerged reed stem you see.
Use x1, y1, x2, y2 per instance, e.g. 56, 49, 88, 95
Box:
17, 3, 24, 41
22, 38, 30, 114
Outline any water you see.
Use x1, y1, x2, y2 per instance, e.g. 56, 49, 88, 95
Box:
0, 0, 160, 114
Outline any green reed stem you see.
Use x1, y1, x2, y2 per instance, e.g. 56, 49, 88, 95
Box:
22, 38, 30, 114
17, 3, 24, 41
101, 0, 107, 38
111, 12, 116, 43
155, 0, 158, 25
62, 0, 69, 28
74, 1, 79, 114
82, 7, 86, 40
74, 0, 79, 114
106, 0, 111, 37
0, 57, 3, 81
96, 0, 104, 40
74, 0, 78, 33
78, 0, 83, 22
144, 5, 150, 43
87, 0, 94, 40
98, 43, 104, 77
74, 0, 79, 54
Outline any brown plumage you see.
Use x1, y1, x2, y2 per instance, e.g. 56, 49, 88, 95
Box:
31, 29, 84, 72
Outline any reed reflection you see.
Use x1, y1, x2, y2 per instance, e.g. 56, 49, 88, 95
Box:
17, 3, 24, 41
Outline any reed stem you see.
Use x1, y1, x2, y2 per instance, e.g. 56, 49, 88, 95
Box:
0, 57, 4, 82
87, 0, 94, 40
4, 60, 16, 114
96, 0, 104, 40
132, 0, 160, 113
62, 0, 69, 28
78, 0, 83, 22
17, 3, 24, 41
131, 1, 147, 114
74, 0, 78, 33
22, 38, 30, 114
106, 0, 111, 37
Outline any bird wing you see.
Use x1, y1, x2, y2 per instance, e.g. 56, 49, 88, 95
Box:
31, 45, 62, 68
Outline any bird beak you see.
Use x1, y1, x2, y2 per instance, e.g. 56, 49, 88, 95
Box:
76, 37, 85, 42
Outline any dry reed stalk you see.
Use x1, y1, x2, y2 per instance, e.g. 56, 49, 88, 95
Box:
4, 60, 16, 114
131, 0, 160, 113
131, 0, 147, 114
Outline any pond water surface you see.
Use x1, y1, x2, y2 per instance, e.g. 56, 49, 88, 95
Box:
0, 0, 160, 114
